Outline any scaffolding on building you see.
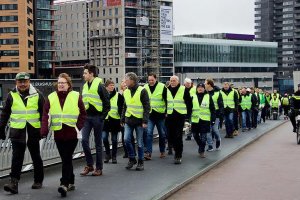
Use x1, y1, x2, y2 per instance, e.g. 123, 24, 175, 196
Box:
135, 0, 161, 81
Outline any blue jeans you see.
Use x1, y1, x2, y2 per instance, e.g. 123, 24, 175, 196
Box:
207, 118, 221, 146
81, 115, 104, 170
224, 112, 234, 136
146, 118, 166, 154
193, 132, 208, 153
102, 131, 118, 157
124, 124, 144, 160
242, 110, 252, 129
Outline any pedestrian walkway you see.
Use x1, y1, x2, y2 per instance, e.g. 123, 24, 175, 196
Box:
167, 122, 296, 200
0, 120, 285, 200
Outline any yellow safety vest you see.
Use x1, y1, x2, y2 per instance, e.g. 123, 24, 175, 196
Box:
272, 98, 279, 108
282, 97, 289, 106
191, 93, 211, 123
10, 92, 40, 129
241, 94, 252, 110
144, 82, 166, 113
107, 92, 120, 119
82, 77, 103, 111
170, 86, 187, 114
221, 90, 235, 109
212, 91, 220, 110
124, 86, 144, 119
189, 86, 196, 97
49, 91, 80, 131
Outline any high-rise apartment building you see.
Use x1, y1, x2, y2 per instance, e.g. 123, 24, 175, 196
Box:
0, 0, 35, 78
254, 0, 298, 93
35, 0, 57, 78
54, 0, 89, 78
89, 0, 173, 85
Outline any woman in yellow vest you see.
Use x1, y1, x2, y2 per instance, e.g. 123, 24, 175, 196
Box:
270, 94, 280, 120
191, 83, 215, 158
102, 79, 124, 164
41, 73, 87, 197
281, 93, 290, 120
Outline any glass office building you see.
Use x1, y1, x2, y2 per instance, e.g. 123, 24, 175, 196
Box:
174, 36, 278, 91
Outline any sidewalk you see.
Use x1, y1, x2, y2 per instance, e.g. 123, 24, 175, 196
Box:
0, 119, 285, 200
168, 122, 296, 200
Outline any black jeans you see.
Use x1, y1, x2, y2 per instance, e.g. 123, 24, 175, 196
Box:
193, 132, 207, 153
56, 139, 78, 186
166, 114, 185, 158
11, 139, 44, 182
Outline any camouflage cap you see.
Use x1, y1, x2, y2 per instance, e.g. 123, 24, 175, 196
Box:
15, 72, 30, 80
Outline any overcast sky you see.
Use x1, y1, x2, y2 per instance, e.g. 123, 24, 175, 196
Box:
173, 0, 255, 35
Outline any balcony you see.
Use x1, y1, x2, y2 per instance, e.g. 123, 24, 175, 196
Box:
37, 4, 59, 10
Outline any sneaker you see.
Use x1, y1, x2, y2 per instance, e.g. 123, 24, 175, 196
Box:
125, 158, 137, 169
199, 152, 206, 158
144, 153, 152, 160
31, 182, 43, 189
136, 160, 144, 171
185, 136, 191, 141
58, 185, 67, 197
159, 152, 166, 158
216, 140, 221, 150
80, 166, 94, 176
104, 154, 111, 163
92, 169, 103, 176
174, 157, 182, 164
112, 157, 117, 164
207, 146, 214, 152
67, 184, 75, 191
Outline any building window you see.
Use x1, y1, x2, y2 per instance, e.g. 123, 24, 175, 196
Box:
109, 48, 113, 55
27, 29, 33, 36
108, 39, 112, 46
115, 8, 118, 15
115, 39, 119, 45
28, 62, 33, 70
115, 48, 119, 55
115, 18, 119, 25
115, 57, 119, 65
0, 4, 18, 10
109, 68, 112, 74
0, 50, 19, 56
28, 51, 33, 58
116, 77, 118, 83
102, 58, 107, 65
102, 39, 106, 46
0, 16, 18, 22
116, 68, 118, 73
103, 20, 106, 26
0, 39, 19, 45
0, 27, 18, 33
102, 10, 105, 16
103, 49, 106, 56
109, 9, 112, 16
103, 68, 106, 74
109, 58, 113, 65
28, 40, 33, 47
0, 62, 19, 68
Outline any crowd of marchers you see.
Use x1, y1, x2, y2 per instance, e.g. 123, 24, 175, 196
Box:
1, 64, 300, 197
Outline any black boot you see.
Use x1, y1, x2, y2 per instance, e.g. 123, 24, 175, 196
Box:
104, 154, 111, 163
125, 158, 137, 169
4, 178, 18, 194
136, 160, 144, 171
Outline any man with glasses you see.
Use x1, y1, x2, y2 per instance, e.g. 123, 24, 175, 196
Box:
0, 72, 44, 194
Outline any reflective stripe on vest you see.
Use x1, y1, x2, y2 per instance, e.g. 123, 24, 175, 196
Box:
212, 91, 220, 110
166, 88, 174, 114
144, 82, 166, 113
191, 94, 211, 123
107, 92, 120, 119
49, 91, 80, 131
10, 92, 40, 129
172, 86, 187, 114
82, 77, 103, 111
241, 94, 252, 110
221, 90, 235, 109
124, 86, 144, 119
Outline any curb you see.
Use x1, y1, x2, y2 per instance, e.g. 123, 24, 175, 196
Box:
153, 120, 287, 200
